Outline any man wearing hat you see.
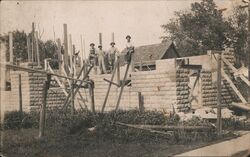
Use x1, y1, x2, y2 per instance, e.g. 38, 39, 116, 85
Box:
108, 42, 120, 71
88, 43, 97, 66
96, 45, 107, 74
125, 35, 134, 63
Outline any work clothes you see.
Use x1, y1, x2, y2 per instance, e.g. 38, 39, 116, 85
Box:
108, 46, 120, 70
125, 41, 134, 63
89, 47, 97, 66
96, 49, 107, 74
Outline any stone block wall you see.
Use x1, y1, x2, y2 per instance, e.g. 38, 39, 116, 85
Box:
176, 68, 190, 111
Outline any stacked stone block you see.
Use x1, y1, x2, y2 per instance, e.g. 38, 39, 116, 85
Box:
176, 68, 190, 111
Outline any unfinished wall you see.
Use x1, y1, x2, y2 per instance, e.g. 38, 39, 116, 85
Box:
5, 63, 66, 112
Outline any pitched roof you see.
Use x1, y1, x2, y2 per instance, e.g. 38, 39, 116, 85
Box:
122, 41, 178, 64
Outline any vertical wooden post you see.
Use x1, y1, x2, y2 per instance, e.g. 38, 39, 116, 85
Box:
99, 33, 102, 45
71, 74, 75, 115
9, 32, 13, 63
32, 22, 36, 63
35, 31, 40, 65
111, 32, 114, 42
80, 35, 84, 68
69, 34, 73, 71
117, 57, 120, 86
63, 24, 69, 66
217, 52, 222, 135
27, 36, 31, 62
0, 42, 7, 148
248, 4, 250, 102
56, 39, 62, 72
88, 80, 95, 113
138, 92, 144, 112
38, 74, 51, 138
18, 74, 23, 112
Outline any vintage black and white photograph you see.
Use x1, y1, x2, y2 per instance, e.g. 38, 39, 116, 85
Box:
0, 0, 250, 156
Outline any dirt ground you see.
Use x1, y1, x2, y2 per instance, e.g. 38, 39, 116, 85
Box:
1, 128, 237, 157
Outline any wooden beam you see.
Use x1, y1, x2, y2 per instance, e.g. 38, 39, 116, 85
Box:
217, 53, 222, 134
222, 70, 247, 103
3, 63, 89, 83
38, 74, 51, 138
63, 24, 69, 66
27, 36, 31, 62
222, 57, 250, 86
138, 92, 144, 112
9, 32, 13, 63
99, 33, 102, 45
111, 32, 114, 42
56, 38, 62, 73
116, 122, 214, 131
18, 74, 23, 112
35, 31, 40, 65
103, 78, 120, 87
101, 61, 118, 113
88, 80, 95, 113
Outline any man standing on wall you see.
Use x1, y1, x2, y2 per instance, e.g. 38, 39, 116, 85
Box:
97, 45, 107, 74
108, 42, 120, 71
125, 35, 134, 64
88, 43, 97, 66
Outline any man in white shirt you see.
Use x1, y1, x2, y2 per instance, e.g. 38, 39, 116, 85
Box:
96, 45, 107, 74
88, 43, 97, 66
125, 35, 134, 63
108, 42, 120, 71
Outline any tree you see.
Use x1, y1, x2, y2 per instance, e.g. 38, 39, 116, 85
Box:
0, 30, 28, 62
161, 0, 230, 56
0, 30, 58, 67
226, 6, 248, 67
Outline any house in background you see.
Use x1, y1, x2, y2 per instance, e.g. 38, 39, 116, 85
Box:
132, 41, 180, 71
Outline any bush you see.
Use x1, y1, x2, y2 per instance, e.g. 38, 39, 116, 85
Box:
4, 111, 39, 130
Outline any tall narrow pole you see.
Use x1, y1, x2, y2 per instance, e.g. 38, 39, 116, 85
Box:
35, 31, 40, 65
18, 74, 23, 112
63, 24, 69, 66
99, 33, 102, 46
9, 32, 13, 63
217, 52, 222, 135
112, 32, 114, 42
27, 36, 31, 62
248, 3, 250, 102
0, 42, 7, 148
38, 74, 51, 138
56, 39, 62, 73
80, 35, 84, 67
69, 34, 73, 71
32, 22, 36, 63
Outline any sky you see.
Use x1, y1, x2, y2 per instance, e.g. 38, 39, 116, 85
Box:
0, 0, 238, 58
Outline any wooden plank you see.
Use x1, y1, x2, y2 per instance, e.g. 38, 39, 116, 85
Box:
47, 65, 68, 96
9, 32, 13, 63
35, 31, 40, 65
101, 61, 118, 113
38, 74, 51, 138
63, 24, 69, 66
217, 53, 222, 134
18, 74, 22, 112
222, 57, 250, 86
4, 63, 89, 83
0, 42, 7, 148
88, 81, 95, 113
231, 102, 250, 111
138, 92, 144, 112
103, 78, 120, 87
116, 122, 213, 131
222, 70, 247, 103
115, 61, 131, 111
99, 33, 102, 45
71, 73, 75, 115
27, 36, 31, 62
56, 38, 62, 73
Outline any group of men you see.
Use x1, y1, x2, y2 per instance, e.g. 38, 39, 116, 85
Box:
88, 35, 134, 74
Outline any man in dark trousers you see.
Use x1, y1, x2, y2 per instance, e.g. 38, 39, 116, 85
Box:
88, 43, 97, 66
108, 42, 120, 71
125, 35, 134, 64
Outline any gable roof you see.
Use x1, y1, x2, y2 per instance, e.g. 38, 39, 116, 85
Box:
122, 41, 179, 64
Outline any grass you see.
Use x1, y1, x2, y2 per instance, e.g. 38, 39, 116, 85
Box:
1, 109, 243, 157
